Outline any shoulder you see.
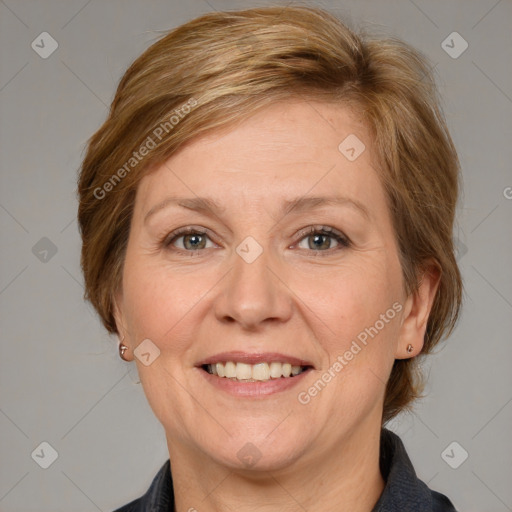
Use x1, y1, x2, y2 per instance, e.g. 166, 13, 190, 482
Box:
373, 429, 458, 511
113, 500, 138, 512
431, 489, 458, 511
112, 459, 173, 512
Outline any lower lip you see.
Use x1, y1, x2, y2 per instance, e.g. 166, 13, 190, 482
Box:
197, 367, 313, 398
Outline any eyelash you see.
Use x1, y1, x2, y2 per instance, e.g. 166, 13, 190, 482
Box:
160, 225, 350, 256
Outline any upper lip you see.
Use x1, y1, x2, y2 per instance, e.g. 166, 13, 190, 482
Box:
196, 351, 314, 368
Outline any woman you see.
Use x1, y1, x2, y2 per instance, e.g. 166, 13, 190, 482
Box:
78, 6, 462, 511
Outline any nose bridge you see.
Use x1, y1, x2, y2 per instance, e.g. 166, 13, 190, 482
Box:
215, 234, 292, 328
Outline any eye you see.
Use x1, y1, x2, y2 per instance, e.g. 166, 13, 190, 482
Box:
161, 225, 350, 255
164, 227, 215, 252
295, 226, 350, 253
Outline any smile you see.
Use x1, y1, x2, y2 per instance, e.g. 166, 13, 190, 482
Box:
203, 361, 310, 382
196, 352, 315, 396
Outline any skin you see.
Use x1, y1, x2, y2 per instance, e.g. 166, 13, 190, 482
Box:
114, 99, 440, 512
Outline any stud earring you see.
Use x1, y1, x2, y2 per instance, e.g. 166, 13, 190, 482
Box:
407, 344, 414, 354
119, 337, 129, 361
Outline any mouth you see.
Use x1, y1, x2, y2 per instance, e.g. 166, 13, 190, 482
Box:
196, 352, 314, 398
202, 361, 313, 382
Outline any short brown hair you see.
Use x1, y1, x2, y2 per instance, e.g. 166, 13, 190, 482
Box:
77, 6, 463, 424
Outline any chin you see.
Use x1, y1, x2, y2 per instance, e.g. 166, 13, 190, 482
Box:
211, 444, 307, 474
199, 423, 312, 473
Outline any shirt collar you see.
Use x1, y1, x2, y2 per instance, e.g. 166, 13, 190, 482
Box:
371, 428, 435, 511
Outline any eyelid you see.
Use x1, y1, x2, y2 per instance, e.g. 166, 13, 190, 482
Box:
294, 225, 347, 241
292, 225, 350, 251
162, 225, 218, 249
162, 224, 350, 254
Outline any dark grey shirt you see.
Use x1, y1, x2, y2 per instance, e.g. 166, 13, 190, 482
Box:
113, 428, 457, 511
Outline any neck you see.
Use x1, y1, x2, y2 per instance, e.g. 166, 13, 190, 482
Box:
168, 420, 385, 512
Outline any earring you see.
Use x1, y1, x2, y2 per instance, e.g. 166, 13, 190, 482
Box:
119, 337, 129, 361
407, 344, 414, 354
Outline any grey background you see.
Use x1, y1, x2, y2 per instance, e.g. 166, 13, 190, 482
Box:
0, 0, 511, 511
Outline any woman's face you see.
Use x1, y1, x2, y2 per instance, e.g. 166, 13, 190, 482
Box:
115, 99, 427, 471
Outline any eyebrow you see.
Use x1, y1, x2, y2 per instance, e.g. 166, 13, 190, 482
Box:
144, 195, 370, 224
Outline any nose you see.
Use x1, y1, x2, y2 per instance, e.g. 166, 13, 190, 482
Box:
214, 240, 293, 330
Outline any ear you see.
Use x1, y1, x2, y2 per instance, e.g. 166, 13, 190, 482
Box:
395, 261, 441, 359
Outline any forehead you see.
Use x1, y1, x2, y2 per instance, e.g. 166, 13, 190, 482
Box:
135, 99, 383, 215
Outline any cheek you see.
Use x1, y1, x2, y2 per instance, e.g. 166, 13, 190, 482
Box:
121, 257, 204, 348
301, 253, 402, 374
306, 255, 399, 327
120, 258, 212, 430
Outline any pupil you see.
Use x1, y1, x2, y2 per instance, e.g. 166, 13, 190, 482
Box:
185, 234, 204, 250
311, 234, 329, 250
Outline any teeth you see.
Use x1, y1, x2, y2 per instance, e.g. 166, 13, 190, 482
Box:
216, 362, 225, 377
225, 361, 236, 378
236, 362, 252, 380
252, 363, 270, 381
269, 362, 282, 378
206, 361, 307, 381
